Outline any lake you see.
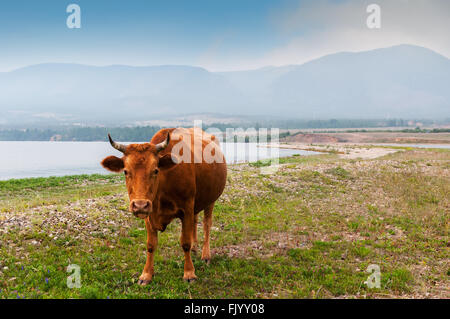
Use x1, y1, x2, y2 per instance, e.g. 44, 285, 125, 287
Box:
0, 142, 318, 180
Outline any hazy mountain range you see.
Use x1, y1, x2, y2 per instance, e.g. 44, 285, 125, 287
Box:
0, 44, 449, 126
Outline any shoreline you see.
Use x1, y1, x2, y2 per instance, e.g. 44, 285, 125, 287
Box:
2, 142, 449, 181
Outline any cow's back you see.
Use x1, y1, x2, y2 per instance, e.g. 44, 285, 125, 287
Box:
151, 128, 227, 213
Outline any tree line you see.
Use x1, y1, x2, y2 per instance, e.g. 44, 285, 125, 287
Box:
0, 119, 445, 141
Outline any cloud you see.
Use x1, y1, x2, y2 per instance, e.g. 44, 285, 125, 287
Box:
252, 0, 450, 68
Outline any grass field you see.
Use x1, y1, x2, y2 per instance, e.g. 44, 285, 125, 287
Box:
0, 147, 448, 299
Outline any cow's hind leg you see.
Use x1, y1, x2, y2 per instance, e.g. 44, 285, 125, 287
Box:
192, 213, 198, 253
201, 203, 214, 264
181, 202, 197, 282
138, 218, 158, 286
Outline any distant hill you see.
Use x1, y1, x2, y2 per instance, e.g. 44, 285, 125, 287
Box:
0, 44, 448, 126
264, 45, 450, 118
0, 64, 246, 125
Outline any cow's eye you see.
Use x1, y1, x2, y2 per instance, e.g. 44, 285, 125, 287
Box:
123, 170, 128, 176
154, 168, 159, 175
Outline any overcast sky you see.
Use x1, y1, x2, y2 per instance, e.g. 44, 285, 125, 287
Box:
0, 0, 448, 72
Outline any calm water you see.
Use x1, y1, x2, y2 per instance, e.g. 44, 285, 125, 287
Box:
0, 142, 318, 180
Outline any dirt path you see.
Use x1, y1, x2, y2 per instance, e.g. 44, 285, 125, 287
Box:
268, 143, 402, 159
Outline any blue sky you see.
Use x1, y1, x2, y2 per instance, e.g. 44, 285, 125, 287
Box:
0, 0, 448, 71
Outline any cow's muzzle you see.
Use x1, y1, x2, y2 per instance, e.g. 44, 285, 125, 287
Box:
131, 199, 152, 219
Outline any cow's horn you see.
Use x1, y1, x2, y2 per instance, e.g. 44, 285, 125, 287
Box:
108, 133, 127, 153
155, 133, 170, 152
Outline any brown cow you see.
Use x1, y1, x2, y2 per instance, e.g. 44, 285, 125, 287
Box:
101, 127, 227, 284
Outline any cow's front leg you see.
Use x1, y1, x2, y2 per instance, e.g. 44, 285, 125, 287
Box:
181, 207, 197, 282
138, 218, 158, 286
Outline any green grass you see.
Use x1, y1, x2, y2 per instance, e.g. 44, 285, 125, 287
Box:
0, 174, 121, 193
0, 174, 125, 213
0, 149, 448, 299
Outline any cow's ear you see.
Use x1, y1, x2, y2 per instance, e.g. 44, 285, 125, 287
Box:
101, 156, 124, 172
158, 153, 179, 170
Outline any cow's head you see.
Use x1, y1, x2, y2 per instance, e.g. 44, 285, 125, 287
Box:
101, 133, 178, 219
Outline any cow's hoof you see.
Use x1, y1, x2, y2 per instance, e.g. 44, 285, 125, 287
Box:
138, 273, 153, 286
201, 249, 211, 263
202, 258, 211, 265
184, 277, 197, 283
183, 273, 197, 283
138, 279, 151, 286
